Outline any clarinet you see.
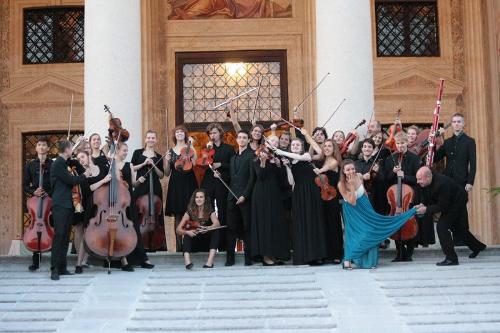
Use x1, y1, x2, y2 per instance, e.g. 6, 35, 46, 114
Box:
426, 79, 445, 167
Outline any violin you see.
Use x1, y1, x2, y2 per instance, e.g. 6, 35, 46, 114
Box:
385, 109, 402, 152
386, 158, 418, 241
314, 174, 337, 201
23, 160, 54, 253
84, 139, 137, 272
68, 165, 84, 213
339, 119, 366, 155
183, 220, 227, 235
196, 142, 215, 167
413, 122, 451, 159
104, 105, 129, 143
174, 139, 195, 172
136, 165, 165, 251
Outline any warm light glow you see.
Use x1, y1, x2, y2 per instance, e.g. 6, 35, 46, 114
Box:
225, 62, 246, 77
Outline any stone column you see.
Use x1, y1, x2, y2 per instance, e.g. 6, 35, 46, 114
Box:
84, 0, 142, 153
315, 0, 374, 136
463, 1, 496, 244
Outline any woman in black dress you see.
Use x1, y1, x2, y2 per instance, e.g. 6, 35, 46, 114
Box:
89, 133, 110, 170
250, 135, 290, 265
370, 130, 391, 215
312, 139, 344, 263
176, 189, 221, 269
164, 125, 197, 252
74, 149, 110, 273
274, 129, 327, 265
132, 130, 166, 251
114, 143, 154, 270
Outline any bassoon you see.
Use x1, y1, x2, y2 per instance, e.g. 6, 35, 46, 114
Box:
426, 79, 445, 167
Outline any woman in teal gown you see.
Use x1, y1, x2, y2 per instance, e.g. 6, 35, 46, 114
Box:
338, 160, 417, 269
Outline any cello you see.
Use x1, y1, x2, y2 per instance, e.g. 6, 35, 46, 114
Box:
84, 106, 137, 273
386, 156, 418, 241
136, 166, 165, 251
23, 160, 54, 254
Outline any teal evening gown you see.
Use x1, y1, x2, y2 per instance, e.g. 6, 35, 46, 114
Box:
343, 185, 417, 268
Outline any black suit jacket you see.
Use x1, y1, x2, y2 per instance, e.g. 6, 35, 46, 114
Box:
24, 158, 53, 195
50, 156, 87, 209
228, 147, 255, 202
435, 133, 476, 186
383, 151, 422, 187
415, 173, 467, 219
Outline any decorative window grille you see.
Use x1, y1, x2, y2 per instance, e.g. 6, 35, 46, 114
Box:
24, 7, 84, 64
375, 1, 439, 57
176, 50, 289, 131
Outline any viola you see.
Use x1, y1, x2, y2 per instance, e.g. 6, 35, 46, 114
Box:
84, 145, 137, 272
196, 142, 215, 167
174, 139, 195, 172
339, 119, 366, 155
23, 160, 54, 253
136, 166, 165, 251
386, 160, 418, 241
104, 105, 129, 143
385, 109, 402, 152
314, 174, 337, 201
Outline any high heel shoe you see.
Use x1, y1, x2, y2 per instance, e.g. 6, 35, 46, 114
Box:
342, 261, 353, 270
262, 261, 276, 266
185, 263, 194, 270
202, 264, 213, 268
75, 266, 83, 274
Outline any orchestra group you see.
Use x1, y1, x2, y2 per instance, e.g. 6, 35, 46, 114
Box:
23, 97, 487, 281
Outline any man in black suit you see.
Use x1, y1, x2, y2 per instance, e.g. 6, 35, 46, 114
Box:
216, 130, 255, 266
49, 141, 90, 281
384, 132, 422, 262
434, 113, 476, 192
415, 167, 486, 266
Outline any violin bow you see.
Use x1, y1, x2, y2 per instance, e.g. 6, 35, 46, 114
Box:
209, 164, 239, 200
320, 98, 347, 128
364, 110, 374, 139
292, 72, 330, 114
250, 75, 264, 124
212, 87, 258, 110
368, 144, 384, 173
266, 108, 302, 131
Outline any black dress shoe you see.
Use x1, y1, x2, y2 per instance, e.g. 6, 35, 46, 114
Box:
121, 264, 135, 272
58, 270, 74, 276
50, 271, 60, 281
391, 257, 403, 262
469, 246, 486, 259
185, 263, 194, 270
28, 264, 39, 272
140, 262, 155, 269
75, 266, 83, 274
403, 257, 413, 262
436, 259, 459, 266
225, 257, 235, 266
244, 259, 253, 266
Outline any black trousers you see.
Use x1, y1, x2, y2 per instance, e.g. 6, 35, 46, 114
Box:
183, 230, 220, 253
50, 206, 74, 271
395, 239, 416, 260
437, 205, 485, 262
206, 182, 228, 251
126, 219, 148, 265
226, 199, 251, 260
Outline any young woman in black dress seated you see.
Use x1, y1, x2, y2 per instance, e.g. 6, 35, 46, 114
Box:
176, 189, 221, 269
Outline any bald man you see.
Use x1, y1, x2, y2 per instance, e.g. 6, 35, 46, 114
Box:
415, 167, 486, 266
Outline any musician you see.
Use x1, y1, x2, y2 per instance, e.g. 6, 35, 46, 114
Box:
415, 167, 486, 265
23, 137, 53, 271
334, 129, 359, 159
164, 125, 198, 252
132, 130, 166, 252
313, 139, 343, 263
278, 130, 292, 151
115, 142, 155, 270
367, 120, 382, 138
332, 130, 345, 147
74, 149, 111, 274
406, 125, 421, 155
49, 141, 90, 281
228, 105, 264, 151
200, 123, 235, 250
354, 139, 382, 205
89, 133, 110, 169
222, 130, 255, 266
177, 189, 221, 269
433, 113, 476, 192
276, 130, 327, 265
383, 132, 421, 262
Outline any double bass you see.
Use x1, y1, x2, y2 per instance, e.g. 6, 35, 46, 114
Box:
136, 166, 165, 251
386, 157, 418, 241
23, 160, 54, 253
84, 106, 137, 273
